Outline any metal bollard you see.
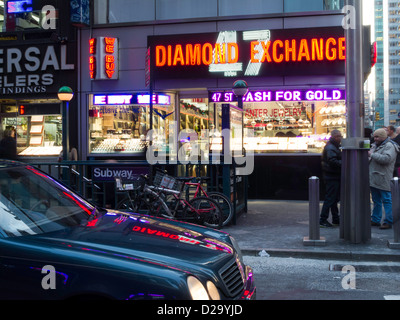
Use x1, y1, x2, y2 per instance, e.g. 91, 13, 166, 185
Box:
388, 177, 400, 249
303, 176, 326, 246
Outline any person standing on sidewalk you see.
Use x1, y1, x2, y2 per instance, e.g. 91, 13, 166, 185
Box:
320, 129, 342, 228
369, 128, 399, 229
387, 126, 400, 177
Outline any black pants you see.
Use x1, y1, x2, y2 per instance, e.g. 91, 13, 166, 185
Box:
320, 178, 340, 223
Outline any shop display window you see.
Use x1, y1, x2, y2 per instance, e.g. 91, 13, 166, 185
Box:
179, 99, 211, 160
88, 93, 175, 155
0, 100, 63, 157
1, 115, 63, 156
242, 100, 346, 153
18, 115, 62, 156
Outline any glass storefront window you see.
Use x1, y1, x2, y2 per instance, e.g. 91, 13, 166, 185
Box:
0, 100, 62, 157
242, 100, 346, 153
208, 103, 244, 156
16, 115, 62, 156
179, 98, 210, 160
88, 93, 175, 155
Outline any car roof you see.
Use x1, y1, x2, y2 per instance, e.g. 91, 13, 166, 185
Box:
0, 160, 28, 168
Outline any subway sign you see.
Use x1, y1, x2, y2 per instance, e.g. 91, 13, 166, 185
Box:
148, 27, 345, 79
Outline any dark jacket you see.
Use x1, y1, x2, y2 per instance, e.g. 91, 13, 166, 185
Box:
321, 137, 342, 179
392, 135, 400, 168
0, 137, 17, 160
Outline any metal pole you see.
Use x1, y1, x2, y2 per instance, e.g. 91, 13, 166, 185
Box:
340, 0, 371, 243
303, 176, 326, 246
345, 0, 364, 139
62, 100, 70, 161
388, 178, 400, 249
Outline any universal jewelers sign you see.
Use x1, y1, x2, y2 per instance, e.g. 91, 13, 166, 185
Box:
0, 43, 75, 96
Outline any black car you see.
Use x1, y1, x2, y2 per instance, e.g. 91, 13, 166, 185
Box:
0, 160, 255, 300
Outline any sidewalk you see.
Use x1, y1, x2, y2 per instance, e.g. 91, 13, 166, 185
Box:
224, 200, 400, 262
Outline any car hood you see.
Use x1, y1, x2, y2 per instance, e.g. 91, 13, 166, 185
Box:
15, 210, 235, 271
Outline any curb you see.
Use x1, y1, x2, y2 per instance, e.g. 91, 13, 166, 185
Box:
241, 248, 400, 262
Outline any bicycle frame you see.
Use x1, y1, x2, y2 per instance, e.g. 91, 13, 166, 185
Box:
148, 185, 218, 219
184, 181, 209, 199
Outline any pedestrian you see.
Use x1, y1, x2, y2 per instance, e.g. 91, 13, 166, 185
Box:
320, 129, 342, 228
389, 126, 400, 177
369, 128, 399, 229
0, 128, 17, 160
364, 127, 374, 145
386, 125, 397, 139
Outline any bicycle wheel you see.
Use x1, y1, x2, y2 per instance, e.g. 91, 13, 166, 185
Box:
183, 196, 223, 229
116, 195, 151, 215
155, 193, 178, 219
207, 192, 233, 227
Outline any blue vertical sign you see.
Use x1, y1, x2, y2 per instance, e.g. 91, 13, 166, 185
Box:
70, 0, 90, 27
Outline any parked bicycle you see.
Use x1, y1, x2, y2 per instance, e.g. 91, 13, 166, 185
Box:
115, 172, 224, 229
161, 175, 234, 227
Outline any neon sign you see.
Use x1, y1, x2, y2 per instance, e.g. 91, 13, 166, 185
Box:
148, 26, 345, 78
89, 38, 97, 79
249, 37, 345, 63
209, 89, 345, 103
93, 94, 171, 105
156, 42, 239, 67
89, 37, 119, 80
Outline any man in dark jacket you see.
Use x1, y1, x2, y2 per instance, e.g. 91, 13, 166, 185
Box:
0, 128, 17, 160
388, 126, 400, 177
320, 129, 342, 227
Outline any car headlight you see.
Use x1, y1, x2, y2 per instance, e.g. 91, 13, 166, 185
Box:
206, 281, 220, 300
187, 276, 209, 300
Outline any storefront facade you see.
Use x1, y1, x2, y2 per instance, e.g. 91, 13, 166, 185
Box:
78, 11, 346, 200
0, 0, 78, 160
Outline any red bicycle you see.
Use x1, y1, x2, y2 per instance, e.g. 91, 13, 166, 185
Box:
154, 173, 233, 227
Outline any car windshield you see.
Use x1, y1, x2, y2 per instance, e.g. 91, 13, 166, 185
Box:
0, 165, 95, 237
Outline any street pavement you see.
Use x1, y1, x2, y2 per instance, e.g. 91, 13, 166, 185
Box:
223, 200, 400, 262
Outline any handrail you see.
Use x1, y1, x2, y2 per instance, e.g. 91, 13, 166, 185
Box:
24, 159, 247, 220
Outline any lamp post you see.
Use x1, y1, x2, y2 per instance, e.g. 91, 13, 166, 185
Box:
233, 80, 248, 151
58, 86, 74, 161
232, 80, 248, 109
340, 0, 371, 243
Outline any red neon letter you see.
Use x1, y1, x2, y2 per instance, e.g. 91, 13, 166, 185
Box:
311, 38, 324, 61
155, 46, 166, 66
227, 43, 239, 63
250, 41, 259, 63
260, 41, 272, 63
326, 37, 337, 61
272, 40, 284, 63
202, 43, 213, 65
215, 43, 226, 64
285, 39, 296, 62
173, 44, 184, 66
186, 44, 201, 65
338, 37, 346, 60
297, 39, 311, 61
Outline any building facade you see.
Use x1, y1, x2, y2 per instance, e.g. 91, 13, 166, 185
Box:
0, 0, 80, 160
373, 0, 400, 128
73, 0, 349, 200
